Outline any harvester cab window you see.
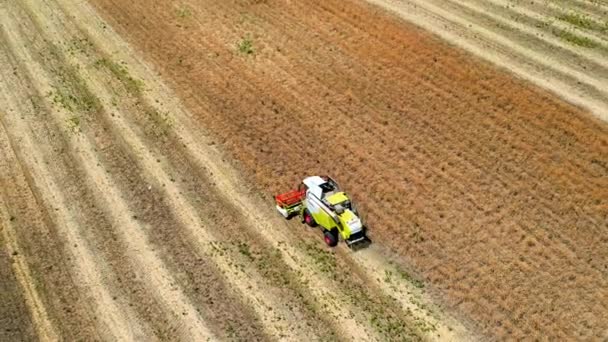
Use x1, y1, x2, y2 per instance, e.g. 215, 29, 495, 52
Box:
319, 182, 335, 196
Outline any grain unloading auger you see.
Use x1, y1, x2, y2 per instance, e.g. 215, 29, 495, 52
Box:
275, 176, 368, 248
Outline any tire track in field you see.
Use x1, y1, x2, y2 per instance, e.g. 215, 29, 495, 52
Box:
365, 0, 608, 121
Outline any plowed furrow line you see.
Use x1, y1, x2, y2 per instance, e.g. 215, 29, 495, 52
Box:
4, 3, 217, 340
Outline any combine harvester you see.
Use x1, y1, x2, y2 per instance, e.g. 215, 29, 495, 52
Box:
275, 176, 369, 248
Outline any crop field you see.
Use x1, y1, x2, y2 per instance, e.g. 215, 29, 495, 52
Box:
1, 0, 607, 341
370, 0, 608, 121
0, 0, 469, 341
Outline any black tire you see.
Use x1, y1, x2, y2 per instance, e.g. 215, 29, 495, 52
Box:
303, 209, 317, 227
323, 229, 338, 247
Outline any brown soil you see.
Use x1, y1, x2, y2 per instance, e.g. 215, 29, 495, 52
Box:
87, 0, 608, 340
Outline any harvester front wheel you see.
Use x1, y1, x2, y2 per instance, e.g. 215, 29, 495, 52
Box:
323, 229, 338, 247
303, 209, 317, 227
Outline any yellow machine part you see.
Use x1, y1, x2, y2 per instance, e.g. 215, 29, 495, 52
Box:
326, 192, 349, 205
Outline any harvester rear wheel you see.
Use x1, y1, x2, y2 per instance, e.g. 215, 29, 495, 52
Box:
303, 209, 317, 227
323, 230, 338, 247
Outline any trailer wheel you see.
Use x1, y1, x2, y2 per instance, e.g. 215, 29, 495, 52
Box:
303, 209, 317, 227
323, 230, 338, 247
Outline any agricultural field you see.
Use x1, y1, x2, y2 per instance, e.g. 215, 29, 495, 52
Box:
0, 0, 606, 341
0, 0, 469, 341
369, 0, 608, 120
